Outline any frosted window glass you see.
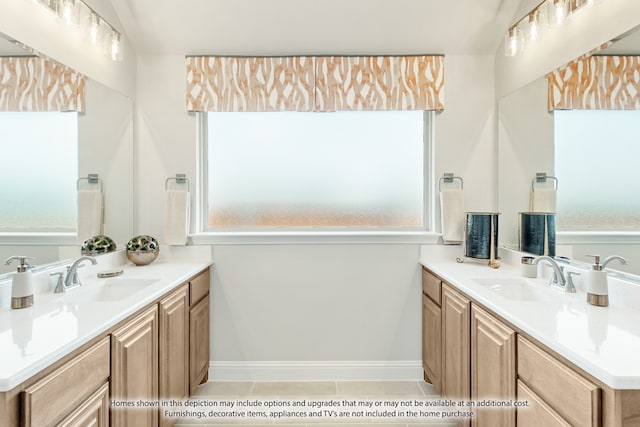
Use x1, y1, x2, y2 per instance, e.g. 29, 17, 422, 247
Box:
554, 110, 640, 228
0, 112, 77, 230
206, 111, 425, 229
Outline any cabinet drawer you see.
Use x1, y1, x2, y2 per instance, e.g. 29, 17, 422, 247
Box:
517, 336, 600, 427
517, 380, 570, 427
23, 337, 110, 427
57, 382, 109, 427
190, 268, 210, 306
422, 268, 441, 305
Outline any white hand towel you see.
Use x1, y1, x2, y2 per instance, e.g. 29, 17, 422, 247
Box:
530, 188, 556, 213
163, 190, 190, 245
77, 190, 103, 243
440, 188, 464, 245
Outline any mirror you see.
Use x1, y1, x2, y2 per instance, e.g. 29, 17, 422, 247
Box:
498, 26, 640, 278
0, 33, 133, 275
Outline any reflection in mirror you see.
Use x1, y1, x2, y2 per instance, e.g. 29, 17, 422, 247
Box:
0, 33, 133, 276
498, 25, 640, 278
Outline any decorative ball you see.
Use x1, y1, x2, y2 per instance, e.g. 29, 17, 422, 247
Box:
126, 235, 159, 266
81, 235, 116, 255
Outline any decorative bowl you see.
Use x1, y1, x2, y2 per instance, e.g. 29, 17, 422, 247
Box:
81, 235, 116, 255
126, 235, 159, 266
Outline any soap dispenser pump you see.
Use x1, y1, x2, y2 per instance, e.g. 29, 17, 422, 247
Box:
585, 255, 609, 307
5, 256, 35, 309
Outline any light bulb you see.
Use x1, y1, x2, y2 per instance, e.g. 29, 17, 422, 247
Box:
505, 27, 522, 57
62, 0, 74, 26
528, 10, 541, 42
551, 0, 567, 26
89, 13, 99, 45
110, 31, 123, 61
56, 0, 78, 27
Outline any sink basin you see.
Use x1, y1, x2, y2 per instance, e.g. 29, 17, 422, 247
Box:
473, 278, 555, 302
57, 278, 159, 303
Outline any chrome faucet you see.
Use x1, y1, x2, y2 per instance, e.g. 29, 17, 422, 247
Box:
602, 255, 628, 269
532, 256, 574, 292
60, 256, 97, 292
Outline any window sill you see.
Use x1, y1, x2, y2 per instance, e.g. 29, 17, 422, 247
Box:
557, 230, 640, 245
0, 232, 76, 245
190, 231, 441, 245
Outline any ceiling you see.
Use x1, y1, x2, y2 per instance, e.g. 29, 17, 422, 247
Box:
108, 0, 520, 56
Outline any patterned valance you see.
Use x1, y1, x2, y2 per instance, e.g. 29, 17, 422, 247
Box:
186, 55, 445, 112
315, 56, 444, 111
0, 57, 85, 112
186, 56, 315, 112
547, 55, 640, 111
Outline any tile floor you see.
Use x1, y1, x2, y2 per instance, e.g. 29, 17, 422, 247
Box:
176, 381, 457, 427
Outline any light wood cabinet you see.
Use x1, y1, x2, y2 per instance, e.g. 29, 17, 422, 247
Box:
517, 336, 600, 427
420, 267, 627, 426
471, 305, 516, 427
0, 266, 211, 427
421, 268, 442, 392
111, 305, 159, 427
441, 283, 471, 403
21, 337, 110, 427
159, 284, 189, 427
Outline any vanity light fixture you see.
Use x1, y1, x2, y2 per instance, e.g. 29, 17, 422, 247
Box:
504, 0, 605, 57
30, 0, 124, 61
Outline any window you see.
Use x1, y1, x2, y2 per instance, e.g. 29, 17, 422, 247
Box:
554, 109, 640, 229
0, 112, 78, 231
203, 111, 430, 232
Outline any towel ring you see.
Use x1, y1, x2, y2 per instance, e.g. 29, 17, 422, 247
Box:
166, 174, 190, 192
439, 173, 463, 191
531, 173, 558, 191
77, 174, 103, 191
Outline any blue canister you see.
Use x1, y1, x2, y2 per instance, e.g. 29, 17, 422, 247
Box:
519, 212, 555, 256
463, 212, 500, 260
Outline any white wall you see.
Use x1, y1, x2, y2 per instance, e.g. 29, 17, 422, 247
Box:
134, 53, 497, 379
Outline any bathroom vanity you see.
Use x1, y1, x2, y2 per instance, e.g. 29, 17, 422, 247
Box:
0, 256, 211, 427
421, 248, 640, 427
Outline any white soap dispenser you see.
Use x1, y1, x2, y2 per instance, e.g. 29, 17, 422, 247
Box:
584, 255, 609, 307
5, 256, 35, 309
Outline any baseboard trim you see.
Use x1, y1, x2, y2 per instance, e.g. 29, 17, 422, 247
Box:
208, 360, 423, 382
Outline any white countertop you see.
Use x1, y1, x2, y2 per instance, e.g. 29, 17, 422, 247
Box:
420, 246, 640, 390
0, 253, 211, 392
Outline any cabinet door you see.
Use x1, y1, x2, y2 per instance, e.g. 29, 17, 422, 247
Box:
422, 293, 442, 393
441, 284, 471, 403
159, 285, 189, 427
471, 305, 516, 427
111, 305, 159, 427
57, 382, 109, 427
190, 293, 210, 394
